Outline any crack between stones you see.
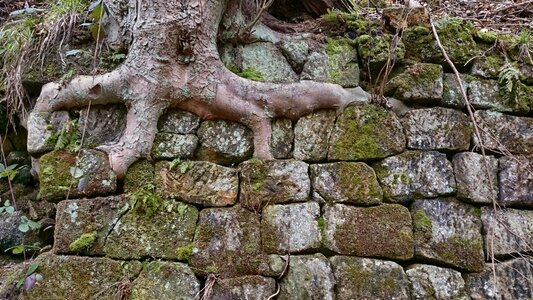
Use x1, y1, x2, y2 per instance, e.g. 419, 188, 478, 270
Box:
102, 201, 132, 248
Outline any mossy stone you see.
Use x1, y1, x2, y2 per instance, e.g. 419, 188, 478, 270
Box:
328, 104, 406, 161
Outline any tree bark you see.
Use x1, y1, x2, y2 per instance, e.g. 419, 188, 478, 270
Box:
33, 0, 369, 178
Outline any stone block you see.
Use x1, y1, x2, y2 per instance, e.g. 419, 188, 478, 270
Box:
293, 109, 335, 161
406, 264, 468, 300
196, 120, 253, 165
453, 152, 498, 204
210, 276, 276, 300
498, 156, 533, 206
151, 133, 197, 159
481, 207, 533, 257
158, 109, 200, 134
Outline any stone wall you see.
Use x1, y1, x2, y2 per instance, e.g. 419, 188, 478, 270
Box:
2, 8, 533, 300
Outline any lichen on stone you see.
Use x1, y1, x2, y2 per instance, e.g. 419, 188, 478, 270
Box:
68, 231, 97, 252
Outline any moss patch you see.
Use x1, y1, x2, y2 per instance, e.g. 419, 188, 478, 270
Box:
328, 104, 405, 161
69, 231, 97, 252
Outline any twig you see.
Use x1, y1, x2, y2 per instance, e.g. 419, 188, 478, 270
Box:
238, 0, 274, 39
429, 14, 500, 293
488, 0, 533, 16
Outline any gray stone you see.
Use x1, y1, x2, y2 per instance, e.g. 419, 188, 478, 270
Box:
20, 253, 141, 300
300, 51, 328, 82
151, 133, 197, 159
105, 200, 198, 260
465, 258, 533, 300
374, 151, 456, 203
211, 276, 276, 300
0, 259, 24, 299
278, 254, 335, 300
481, 207, 533, 257
239, 160, 309, 211
53, 196, 127, 255
328, 104, 406, 161
279, 39, 309, 73
6, 150, 30, 165
155, 160, 238, 207
310, 162, 382, 205
158, 109, 200, 134
388, 63, 443, 102
190, 206, 270, 278
270, 118, 293, 158
27, 111, 70, 155
406, 264, 468, 300
78, 104, 126, 146
441, 73, 468, 108
323, 38, 360, 87
239, 42, 298, 83
402, 107, 472, 151
293, 109, 336, 161
0, 211, 24, 251
474, 110, 533, 155
38, 149, 117, 202
453, 152, 498, 204
331, 256, 411, 300
499, 156, 533, 206
261, 202, 321, 253
323, 204, 413, 260
411, 198, 484, 272
470, 55, 503, 79
130, 261, 200, 299
468, 78, 530, 113
197, 120, 253, 165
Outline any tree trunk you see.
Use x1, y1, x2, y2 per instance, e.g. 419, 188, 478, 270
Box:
33, 0, 369, 178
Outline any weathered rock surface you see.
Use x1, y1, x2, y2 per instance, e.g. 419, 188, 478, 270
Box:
441, 73, 468, 108
0, 211, 24, 251
261, 202, 321, 253
270, 118, 293, 158
323, 204, 413, 260
129, 261, 200, 299
38, 150, 116, 202
301, 39, 359, 87
78, 104, 126, 146
411, 198, 484, 272
190, 206, 273, 278
328, 104, 406, 161
331, 256, 411, 300
402, 108, 471, 151
356, 34, 405, 68
20, 253, 141, 300
374, 151, 456, 203
27, 111, 70, 155
155, 160, 238, 207
498, 156, 533, 206
210, 275, 276, 300
158, 109, 200, 134
474, 110, 533, 155
293, 109, 336, 161
105, 200, 198, 260
465, 258, 533, 300
54, 196, 127, 255
453, 152, 498, 204
151, 133, 197, 159
468, 78, 530, 113
406, 264, 468, 300
481, 207, 533, 257
388, 63, 443, 102
278, 254, 335, 300
196, 120, 253, 165
239, 160, 309, 210
0, 259, 24, 300
280, 39, 309, 74
310, 162, 382, 205
238, 42, 298, 83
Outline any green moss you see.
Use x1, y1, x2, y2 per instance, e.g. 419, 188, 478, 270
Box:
176, 243, 194, 261
475, 30, 499, 44
356, 34, 405, 65
205, 265, 218, 274
124, 160, 154, 193
412, 210, 432, 232
331, 104, 398, 160
345, 265, 371, 290
129, 186, 163, 217
69, 231, 97, 252
38, 150, 77, 200
403, 17, 477, 64
236, 68, 263, 81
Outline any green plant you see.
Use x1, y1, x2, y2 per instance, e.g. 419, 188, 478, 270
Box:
16, 262, 43, 290
54, 120, 81, 152
498, 62, 521, 102
18, 216, 42, 233
0, 163, 22, 181
237, 68, 263, 81
0, 199, 15, 214
5, 243, 41, 255
129, 184, 162, 217
512, 29, 533, 64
